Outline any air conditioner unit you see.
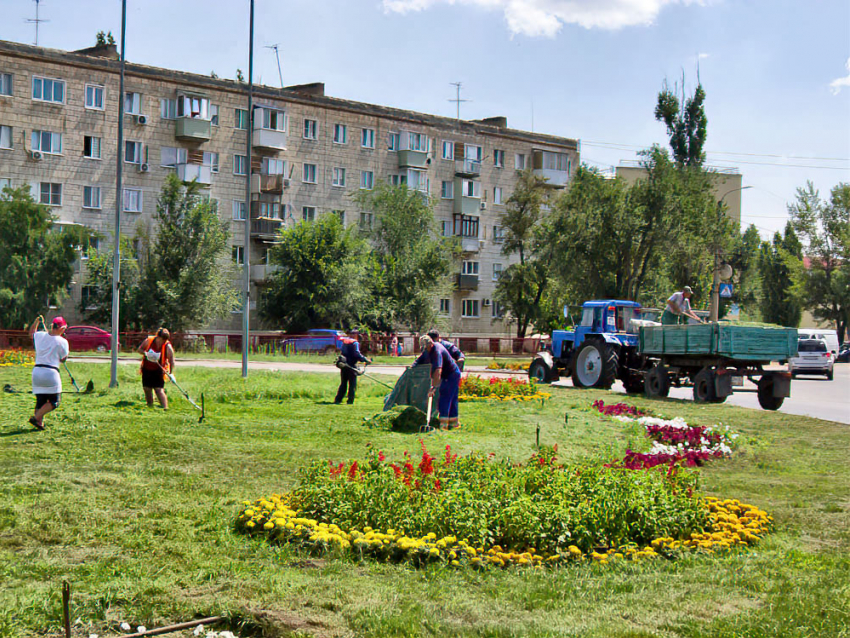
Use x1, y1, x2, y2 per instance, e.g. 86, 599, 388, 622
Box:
482, 298, 491, 307
479, 202, 487, 210
282, 177, 291, 188
139, 162, 150, 173
29, 149, 43, 161
135, 114, 147, 125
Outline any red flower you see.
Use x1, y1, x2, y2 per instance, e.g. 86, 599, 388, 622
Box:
390, 463, 403, 479
347, 461, 359, 480
378, 451, 386, 462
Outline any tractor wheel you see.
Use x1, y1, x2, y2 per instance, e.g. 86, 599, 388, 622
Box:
644, 366, 670, 399
571, 341, 618, 389
693, 368, 717, 403
528, 360, 551, 384
757, 374, 784, 411
622, 372, 645, 395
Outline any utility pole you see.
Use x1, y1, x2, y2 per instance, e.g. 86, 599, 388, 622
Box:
26, 0, 49, 46
709, 185, 752, 322
448, 81, 470, 120
265, 44, 283, 88
110, 0, 127, 388
242, 0, 255, 378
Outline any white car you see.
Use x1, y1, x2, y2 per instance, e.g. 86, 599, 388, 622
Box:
789, 339, 834, 380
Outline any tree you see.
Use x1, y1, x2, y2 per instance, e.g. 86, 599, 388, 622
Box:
132, 175, 237, 331
494, 170, 550, 337
355, 183, 456, 331
654, 76, 708, 167
787, 182, 850, 342
758, 222, 803, 327
0, 186, 86, 328
78, 237, 140, 331
259, 215, 373, 332
723, 224, 762, 318
95, 31, 115, 46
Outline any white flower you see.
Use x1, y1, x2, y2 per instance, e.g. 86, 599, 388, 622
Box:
120, 623, 131, 632
219, 632, 237, 638
194, 626, 205, 637
89, 634, 99, 638
137, 627, 147, 634
613, 415, 635, 423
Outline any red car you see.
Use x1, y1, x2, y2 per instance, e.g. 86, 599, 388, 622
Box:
64, 325, 114, 352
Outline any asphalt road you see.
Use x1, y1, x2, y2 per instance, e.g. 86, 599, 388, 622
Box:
72, 356, 849, 424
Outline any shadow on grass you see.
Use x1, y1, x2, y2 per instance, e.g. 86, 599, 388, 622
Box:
0, 428, 39, 437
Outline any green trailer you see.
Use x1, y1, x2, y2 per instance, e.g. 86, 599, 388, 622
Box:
637, 324, 798, 410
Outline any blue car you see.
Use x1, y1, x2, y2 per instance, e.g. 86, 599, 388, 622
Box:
281, 329, 346, 354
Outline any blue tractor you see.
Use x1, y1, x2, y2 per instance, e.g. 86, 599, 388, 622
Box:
528, 300, 647, 392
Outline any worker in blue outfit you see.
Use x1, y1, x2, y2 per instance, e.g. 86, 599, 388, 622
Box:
427, 329, 465, 371
335, 330, 372, 404
414, 334, 460, 430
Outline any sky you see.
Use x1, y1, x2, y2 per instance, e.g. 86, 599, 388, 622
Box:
1, 0, 849, 238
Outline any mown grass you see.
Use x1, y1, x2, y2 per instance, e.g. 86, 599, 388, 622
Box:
0, 362, 848, 638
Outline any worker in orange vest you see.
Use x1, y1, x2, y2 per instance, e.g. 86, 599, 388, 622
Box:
138, 328, 176, 409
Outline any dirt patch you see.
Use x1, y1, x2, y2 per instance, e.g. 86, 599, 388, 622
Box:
242, 608, 341, 638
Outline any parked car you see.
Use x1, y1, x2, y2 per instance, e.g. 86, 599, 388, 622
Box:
836, 343, 850, 364
280, 329, 346, 354
64, 325, 114, 352
788, 339, 834, 380
797, 328, 839, 355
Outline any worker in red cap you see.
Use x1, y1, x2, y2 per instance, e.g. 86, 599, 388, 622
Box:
27, 315, 69, 430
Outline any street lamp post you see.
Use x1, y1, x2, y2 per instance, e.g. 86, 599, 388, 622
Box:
709, 185, 752, 322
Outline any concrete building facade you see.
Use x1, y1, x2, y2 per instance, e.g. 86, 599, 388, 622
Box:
0, 40, 579, 335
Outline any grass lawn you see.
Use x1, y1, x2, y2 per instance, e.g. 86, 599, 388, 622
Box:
1, 363, 848, 637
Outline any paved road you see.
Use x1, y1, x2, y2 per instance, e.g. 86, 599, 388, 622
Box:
71, 357, 849, 423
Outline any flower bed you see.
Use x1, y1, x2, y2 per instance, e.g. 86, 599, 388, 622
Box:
459, 375, 550, 402
592, 399, 647, 418
0, 349, 35, 367
486, 360, 530, 371
235, 443, 771, 569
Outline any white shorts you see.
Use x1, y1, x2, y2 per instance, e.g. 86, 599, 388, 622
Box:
32, 366, 62, 394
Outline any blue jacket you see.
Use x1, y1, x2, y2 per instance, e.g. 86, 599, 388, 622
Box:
441, 340, 464, 362
340, 339, 368, 367
414, 342, 460, 379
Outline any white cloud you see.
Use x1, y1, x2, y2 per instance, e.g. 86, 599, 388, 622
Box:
698, 52, 710, 60
829, 57, 850, 95
382, 0, 692, 36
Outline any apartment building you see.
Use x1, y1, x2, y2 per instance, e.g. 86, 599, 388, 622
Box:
0, 39, 580, 334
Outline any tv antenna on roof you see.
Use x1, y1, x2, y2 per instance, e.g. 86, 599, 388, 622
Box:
265, 44, 283, 88
448, 81, 471, 120
27, 0, 49, 46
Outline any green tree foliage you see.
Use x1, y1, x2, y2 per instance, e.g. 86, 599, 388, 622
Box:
0, 186, 86, 328
654, 77, 708, 167
787, 182, 850, 342
355, 183, 456, 332
132, 175, 237, 331
758, 222, 803, 327
260, 215, 372, 332
722, 224, 762, 318
95, 31, 115, 46
78, 237, 140, 331
494, 170, 551, 337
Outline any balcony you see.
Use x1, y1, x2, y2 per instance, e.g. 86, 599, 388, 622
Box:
176, 163, 212, 185
250, 264, 280, 282
532, 167, 570, 187
175, 117, 211, 142
251, 173, 287, 195
398, 149, 429, 169
455, 158, 481, 177
250, 217, 283, 240
252, 128, 287, 152
457, 274, 479, 290
459, 236, 480, 253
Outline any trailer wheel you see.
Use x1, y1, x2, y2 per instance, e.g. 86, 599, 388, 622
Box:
622, 372, 645, 395
572, 341, 618, 389
757, 374, 785, 410
693, 368, 717, 403
528, 360, 551, 384
644, 366, 670, 399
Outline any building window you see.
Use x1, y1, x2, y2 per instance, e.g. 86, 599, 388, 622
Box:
454, 215, 479, 237
232, 245, 244, 265
0, 178, 11, 194
492, 301, 504, 319
0, 125, 11, 149
359, 212, 374, 230
460, 179, 481, 198
123, 188, 142, 213
492, 225, 504, 243
83, 186, 102, 210
493, 262, 503, 281
442, 141, 454, 160
124, 91, 142, 115
31, 130, 62, 154
262, 157, 285, 175
233, 154, 247, 175
461, 299, 480, 318
494, 149, 505, 168
333, 124, 347, 144
464, 143, 483, 162
0, 73, 12, 96
235, 108, 248, 130
303, 118, 317, 140
494, 187, 503, 205
536, 150, 570, 172
406, 169, 428, 192
515, 153, 526, 170
333, 210, 345, 224
210, 104, 219, 126
360, 171, 374, 190
462, 261, 479, 276
176, 94, 209, 119
261, 108, 286, 131
85, 84, 104, 110
408, 132, 428, 152
303, 163, 317, 184
39, 182, 62, 206
361, 128, 375, 149
160, 98, 177, 119
232, 200, 247, 220
441, 180, 454, 199
204, 151, 219, 173
302, 206, 316, 222
439, 298, 451, 315
387, 132, 399, 151
124, 141, 142, 164
32, 76, 65, 104
161, 147, 188, 168
441, 220, 452, 237
332, 167, 346, 187
390, 174, 407, 187
83, 136, 101, 159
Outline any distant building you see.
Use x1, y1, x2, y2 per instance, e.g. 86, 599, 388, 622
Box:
0, 39, 580, 335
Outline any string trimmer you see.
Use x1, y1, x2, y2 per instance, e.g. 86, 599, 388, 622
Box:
156, 362, 205, 423
334, 356, 395, 391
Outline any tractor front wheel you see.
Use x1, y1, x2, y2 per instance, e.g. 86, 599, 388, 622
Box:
571, 341, 618, 389
528, 359, 552, 384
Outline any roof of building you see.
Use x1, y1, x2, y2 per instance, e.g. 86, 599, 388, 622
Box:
0, 39, 579, 151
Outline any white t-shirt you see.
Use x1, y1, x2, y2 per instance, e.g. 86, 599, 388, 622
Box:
32, 331, 70, 394
666, 292, 691, 316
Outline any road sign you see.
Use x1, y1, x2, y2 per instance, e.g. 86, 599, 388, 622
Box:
719, 283, 733, 298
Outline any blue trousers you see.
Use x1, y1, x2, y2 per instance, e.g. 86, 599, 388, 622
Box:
438, 371, 460, 419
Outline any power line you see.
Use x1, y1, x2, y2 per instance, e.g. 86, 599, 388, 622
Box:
582, 140, 850, 163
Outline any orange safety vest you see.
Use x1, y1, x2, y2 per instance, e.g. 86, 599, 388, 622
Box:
140, 336, 172, 375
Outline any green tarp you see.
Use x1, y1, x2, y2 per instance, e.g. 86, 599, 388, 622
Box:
383, 365, 440, 413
